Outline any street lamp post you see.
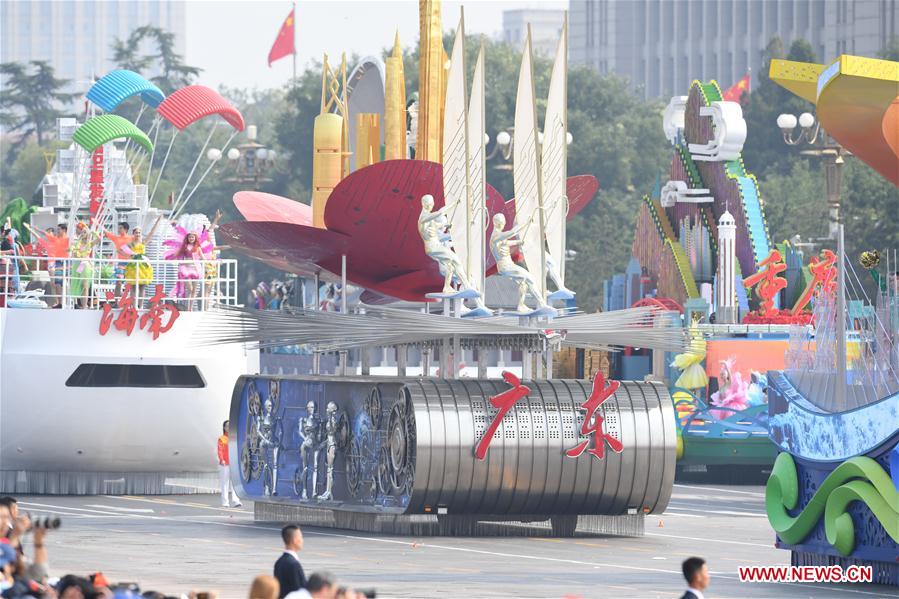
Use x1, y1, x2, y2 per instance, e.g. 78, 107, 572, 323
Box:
777, 112, 847, 242
486, 128, 573, 169
213, 125, 277, 189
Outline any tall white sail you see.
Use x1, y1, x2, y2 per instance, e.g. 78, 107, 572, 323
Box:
442, 13, 471, 283
542, 15, 568, 286
513, 29, 546, 301
467, 41, 486, 295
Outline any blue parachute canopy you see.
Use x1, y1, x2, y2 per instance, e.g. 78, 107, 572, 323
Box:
86, 70, 165, 112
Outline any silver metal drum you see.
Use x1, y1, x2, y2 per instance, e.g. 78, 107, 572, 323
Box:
405, 379, 675, 516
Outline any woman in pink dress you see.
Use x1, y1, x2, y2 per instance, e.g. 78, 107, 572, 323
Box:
709, 358, 750, 420
164, 224, 214, 310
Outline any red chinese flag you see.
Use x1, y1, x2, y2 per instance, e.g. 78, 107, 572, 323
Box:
723, 72, 751, 103
268, 8, 295, 67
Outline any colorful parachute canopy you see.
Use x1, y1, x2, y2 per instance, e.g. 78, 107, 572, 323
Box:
156, 85, 245, 131
72, 114, 154, 154
86, 70, 165, 112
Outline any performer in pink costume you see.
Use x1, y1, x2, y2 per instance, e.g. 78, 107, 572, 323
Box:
163, 221, 216, 310
709, 358, 750, 420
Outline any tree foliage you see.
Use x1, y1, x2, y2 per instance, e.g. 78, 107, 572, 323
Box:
0, 60, 77, 154
111, 25, 201, 95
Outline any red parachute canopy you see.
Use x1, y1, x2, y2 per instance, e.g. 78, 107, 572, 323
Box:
156, 85, 245, 131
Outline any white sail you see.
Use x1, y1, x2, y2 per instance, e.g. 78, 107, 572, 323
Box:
542, 15, 568, 286
442, 14, 470, 282
467, 41, 486, 295
513, 29, 546, 301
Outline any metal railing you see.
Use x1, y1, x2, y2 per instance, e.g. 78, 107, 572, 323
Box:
1, 254, 238, 311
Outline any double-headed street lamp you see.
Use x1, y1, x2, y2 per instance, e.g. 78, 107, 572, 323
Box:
777, 112, 848, 242
486, 128, 574, 169
208, 125, 277, 189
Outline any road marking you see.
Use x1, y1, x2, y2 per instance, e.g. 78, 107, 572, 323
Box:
109, 495, 252, 514
606, 585, 638, 591
85, 504, 155, 513
573, 541, 609, 548
668, 502, 764, 513
646, 531, 771, 548
665, 506, 767, 518
673, 483, 765, 498
442, 566, 480, 573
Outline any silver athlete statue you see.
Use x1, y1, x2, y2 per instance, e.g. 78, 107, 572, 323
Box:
489, 213, 551, 313
297, 401, 321, 500
317, 402, 338, 500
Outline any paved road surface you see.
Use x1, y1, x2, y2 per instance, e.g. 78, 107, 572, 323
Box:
14, 484, 895, 598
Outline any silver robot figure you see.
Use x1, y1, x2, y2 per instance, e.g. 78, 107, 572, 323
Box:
258, 397, 279, 496
317, 401, 340, 500
298, 401, 321, 500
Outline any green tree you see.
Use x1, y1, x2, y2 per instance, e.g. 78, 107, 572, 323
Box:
741, 38, 817, 179
0, 60, 77, 152
111, 26, 201, 95
877, 36, 899, 61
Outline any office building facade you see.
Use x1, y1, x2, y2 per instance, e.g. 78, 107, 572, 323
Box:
1, 0, 186, 96
570, 0, 898, 99
503, 8, 566, 56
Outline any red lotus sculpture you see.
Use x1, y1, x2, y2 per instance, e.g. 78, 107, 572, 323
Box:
220, 160, 598, 302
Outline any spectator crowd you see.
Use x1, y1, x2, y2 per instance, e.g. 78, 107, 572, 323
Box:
1, 496, 371, 599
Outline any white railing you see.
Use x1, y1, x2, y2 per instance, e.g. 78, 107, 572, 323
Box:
1, 254, 238, 311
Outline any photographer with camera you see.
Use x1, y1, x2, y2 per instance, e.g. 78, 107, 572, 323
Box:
0, 496, 57, 597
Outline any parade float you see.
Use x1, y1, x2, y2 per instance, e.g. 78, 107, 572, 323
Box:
602, 76, 795, 478
209, 2, 689, 537
762, 53, 899, 586
0, 71, 258, 494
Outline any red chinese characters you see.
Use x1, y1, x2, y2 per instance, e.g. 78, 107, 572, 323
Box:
99, 284, 179, 340
743, 249, 788, 316
99, 284, 138, 335
792, 249, 838, 315
474, 371, 531, 460
566, 372, 623, 461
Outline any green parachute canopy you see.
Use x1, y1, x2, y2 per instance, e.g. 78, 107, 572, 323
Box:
72, 114, 153, 154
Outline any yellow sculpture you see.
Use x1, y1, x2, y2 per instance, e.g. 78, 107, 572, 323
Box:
770, 54, 899, 187
355, 113, 381, 170
312, 53, 350, 228
384, 31, 407, 160
671, 325, 709, 391
416, 0, 445, 162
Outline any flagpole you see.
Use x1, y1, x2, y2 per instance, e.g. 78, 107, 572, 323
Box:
292, 1, 297, 86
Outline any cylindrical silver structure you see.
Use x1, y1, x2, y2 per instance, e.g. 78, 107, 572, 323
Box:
231, 375, 675, 517
406, 378, 675, 516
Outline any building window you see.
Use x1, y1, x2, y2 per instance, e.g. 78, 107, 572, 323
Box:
781, 1, 793, 31
66, 364, 207, 388
798, 0, 810, 31
814, 0, 825, 27
752, 0, 763, 34
738, 0, 748, 34
723, 1, 733, 35
767, 0, 778, 31
737, 0, 748, 34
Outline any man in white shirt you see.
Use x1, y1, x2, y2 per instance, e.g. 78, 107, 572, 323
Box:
679, 556, 710, 599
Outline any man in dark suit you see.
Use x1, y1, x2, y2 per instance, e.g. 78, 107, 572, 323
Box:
679, 556, 710, 599
274, 525, 306, 598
